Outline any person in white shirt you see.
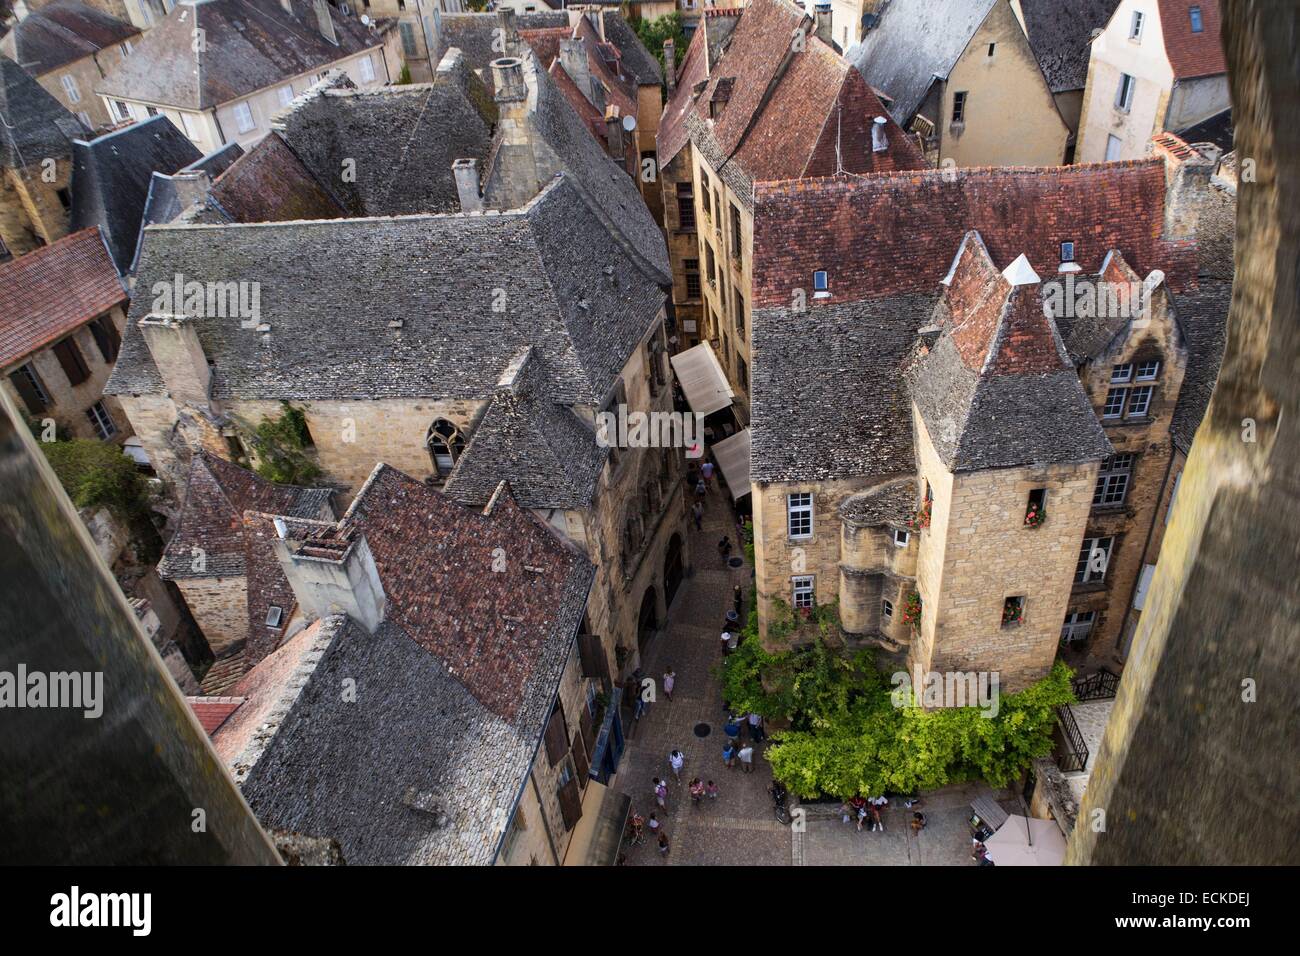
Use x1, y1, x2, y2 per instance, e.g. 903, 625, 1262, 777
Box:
668, 749, 685, 781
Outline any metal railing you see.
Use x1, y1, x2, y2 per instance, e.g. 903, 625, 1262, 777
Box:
1055, 704, 1090, 773
1072, 668, 1120, 701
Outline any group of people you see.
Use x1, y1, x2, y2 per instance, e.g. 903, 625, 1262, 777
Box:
632, 751, 730, 859
842, 795, 891, 832
721, 712, 764, 771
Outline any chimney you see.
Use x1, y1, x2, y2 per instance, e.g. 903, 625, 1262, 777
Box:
496, 7, 519, 57
491, 56, 527, 105
453, 158, 483, 213
605, 106, 625, 162
1151, 131, 1214, 240
313, 0, 338, 46
814, 2, 834, 45
664, 39, 675, 94
871, 115, 889, 153
560, 38, 596, 107
274, 530, 387, 635
138, 314, 211, 407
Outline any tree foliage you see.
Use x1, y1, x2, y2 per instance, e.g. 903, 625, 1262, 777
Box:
40, 437, 150, 520
240, 402, 320, 486
722, 598, 1076, 798
632, 12, 687, 79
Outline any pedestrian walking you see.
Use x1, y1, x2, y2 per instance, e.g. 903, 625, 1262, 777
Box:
869, 804, 883, 832
720, 629, 733, 655
910, 812, 927, 833
701, 461, 715, 487
726, 629, 740, 653
691, 500, 704, 531
647, 812, 661, 835
737, 743, 754, 773
722, 740, 737, 770
717, 535, 732, 564
668, 749, 685, 781
657, 832, 670, 857
747, 712, 764, 742
706, 780, 719, 801
653, 777, 668, 809
695, 479, 707, 502
733, 585, 743, 618
663, 668, 676, 701
689, 778, 705, 806
723, 716, 741, 741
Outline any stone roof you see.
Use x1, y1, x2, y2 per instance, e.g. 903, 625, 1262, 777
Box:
750, 159, 1193, 308
1019, 0, 1121, 93
96, 0, 387, 110
657, 15, 714, 168
750, 292, 936, 483
849, 0, 998, 123
597, 9, 662, 85
0, 227, 125, 371
237, 467, 595, 865
432, 11, 569, 81
444, 349, 608, 510
206, 132, 347, 222
158, 451, 334, 581
911, 245, 1111, 472
686, 0, 924, 206
839, 477, 919, 528
0, 1, 140, 76
0, 53, 84, 168
270, 61, 497, 217
107, 176, 665, 406
1158, 0, 1226, 79
68, 115, 202, 273
1053, 249, 1148, 364
1176, 108, 1234, 155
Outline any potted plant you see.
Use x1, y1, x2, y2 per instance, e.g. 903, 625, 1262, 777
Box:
907, 498, 932, 531
901, 591, 923, 630
1024, 504, 1046, 528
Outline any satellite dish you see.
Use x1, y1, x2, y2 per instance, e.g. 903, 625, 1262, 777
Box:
622, 114, 637, 133
361, 14, 371, 25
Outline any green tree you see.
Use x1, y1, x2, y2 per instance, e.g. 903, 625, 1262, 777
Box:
632, 12, 687, 79
238, 402, 321, 486
40, 438, 150, 520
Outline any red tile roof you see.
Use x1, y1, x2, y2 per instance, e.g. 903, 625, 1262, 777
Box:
1158, 0, 1226, 79
751, 159, 1195, 307
0, 227, 126, 371
657, 18, 711, 166
186, 696, 246, 735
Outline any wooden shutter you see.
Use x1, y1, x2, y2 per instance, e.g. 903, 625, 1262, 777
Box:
90, 317, 120, 363
52, 338, 90, 386
557, 776, 582, 831
577, 633, 610, 688
579, 701, 597, 754
571, 730, 590, 780
9, 367, 47, 414
543, 704, 568, 767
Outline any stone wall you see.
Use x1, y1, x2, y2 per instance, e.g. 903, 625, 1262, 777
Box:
175, 575, 248, 660
0, 160, 71, 257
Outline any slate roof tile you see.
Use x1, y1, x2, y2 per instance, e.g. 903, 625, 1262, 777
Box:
0, 1, 139, 76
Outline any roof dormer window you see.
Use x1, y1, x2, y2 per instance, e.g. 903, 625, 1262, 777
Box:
1060, 241, 1075, 263
1189, 6, 1204, 32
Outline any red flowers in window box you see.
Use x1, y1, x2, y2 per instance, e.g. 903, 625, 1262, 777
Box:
907, 499, 932, 531
1024, 505, 1046, 528
901, 591, 923, 630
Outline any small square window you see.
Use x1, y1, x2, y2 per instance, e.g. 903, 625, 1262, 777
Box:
813, 270, 829, 294
1002, 596, 1024, 627
265, 606, 283, 628
893, 529, 910, 547
1060, 241, 1075, 262
1102, 387, 1127, 418
1135, 359, 1160, 381
881, 598, 894, 620
1110, 363, 1134, 383
792, 575, 815, 609
952, 91, 967, 123
1129, 10, 1145, 40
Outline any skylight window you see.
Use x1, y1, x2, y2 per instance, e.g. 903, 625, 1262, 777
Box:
1190, 6, 1204, 32
813, 271, 829, 297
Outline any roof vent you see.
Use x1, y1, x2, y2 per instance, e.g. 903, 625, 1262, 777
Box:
388, 318, 404, 329
402, 787, 450, 827
1001, 253, 1041, 287
871, 116, 889, 153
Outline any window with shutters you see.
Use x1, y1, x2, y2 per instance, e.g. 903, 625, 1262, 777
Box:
53, 338, 90, 386
10, 364, 50, 414
557, 765, 582, 831
90, 316, 121, 363
1116, 73, 1135, 112
729, 204, 742, 258
700, 171, 711, 218
543, 701, 569, 766
85, 401, 116, 440
400, 22, 418, 57
571, 729, 590, 781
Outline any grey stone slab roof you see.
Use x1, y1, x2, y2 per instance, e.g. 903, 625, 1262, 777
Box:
106, 176, 665, 406
69, 115, 202, 273
839, 477, 919, 528
444, 349, 608, 510
432, 11, 569, 75
95, 0, 387, 110
850, 0, 997, 123
600, 11, 662, 85
272, 67, 497, 217
1176, 108, 1234, 155
1019, 0, 1122, 93
0, 1, 140, 76
184, 141, 245, 177
750, 294, 937, 483
1170, 279, 1231, 454
0, 54, 84, 168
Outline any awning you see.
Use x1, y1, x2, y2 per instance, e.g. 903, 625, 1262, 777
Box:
983, 814, 1067, 866
971, 794, 1009, 831
712, 427, 751, 500
670, 342, 735, 417
561, 780, 632, 866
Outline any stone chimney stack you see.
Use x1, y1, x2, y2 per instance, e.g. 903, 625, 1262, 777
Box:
138, 314, 212, 408
1151, 131, 1215, 241
605, 106, 625, 162
559, 38, 596, 106
274, 530, 387, 635
453, 158, 483, 213
492, 56, 527, 105
814, 2, 834, 45
313, 0, 338, 46
664, 38, 675, 94
497, 7, 520, 56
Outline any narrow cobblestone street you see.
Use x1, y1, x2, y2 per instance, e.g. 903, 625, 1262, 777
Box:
611, 476, 1021, 866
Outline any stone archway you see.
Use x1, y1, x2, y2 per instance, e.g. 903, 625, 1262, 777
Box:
637, 585, 659, 653
664, 532, 684, 607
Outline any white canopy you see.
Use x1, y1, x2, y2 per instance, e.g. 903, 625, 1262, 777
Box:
983, 814, 1067, 866
669, 342, 735, 417
712, 427, 751, 501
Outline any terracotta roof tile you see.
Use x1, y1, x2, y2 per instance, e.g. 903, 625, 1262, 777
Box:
186, 696, 246, 735
1158, 0, 1226, 79
0, 227, 125, 371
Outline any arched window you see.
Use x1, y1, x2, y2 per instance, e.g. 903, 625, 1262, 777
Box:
426, 418, 465, 477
